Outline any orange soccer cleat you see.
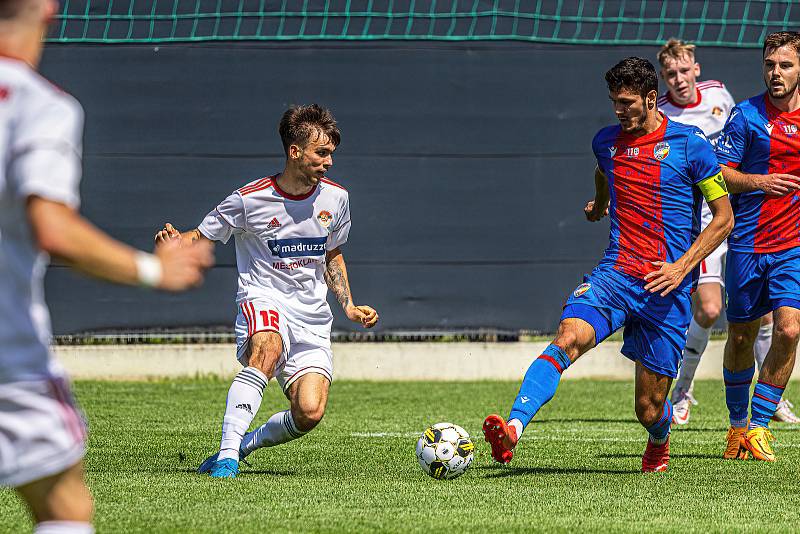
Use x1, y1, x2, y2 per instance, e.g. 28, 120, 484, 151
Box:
482, 414, 518, 464
723, 426, 749, 460
740, 427, 776, 462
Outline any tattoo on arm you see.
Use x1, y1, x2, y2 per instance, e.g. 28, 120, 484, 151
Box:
325, 254, 352, 309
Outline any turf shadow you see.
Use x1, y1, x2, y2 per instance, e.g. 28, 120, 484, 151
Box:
596, 453, 720, 460
476, 465, 639, 477
534, 418, 634, 424
173, 467, 297, 476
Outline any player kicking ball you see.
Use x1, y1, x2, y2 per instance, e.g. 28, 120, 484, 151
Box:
716, 32, 800, 461
156, 104, 378, 478
483, 57, 733, 472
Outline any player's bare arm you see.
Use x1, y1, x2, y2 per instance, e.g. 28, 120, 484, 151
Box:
28, 198, 213, 291
720, 165, 800, 196
644, 192, 733, 296
324, 247, 378, 328
155, 223, 211, 246
584, 166, 610, 221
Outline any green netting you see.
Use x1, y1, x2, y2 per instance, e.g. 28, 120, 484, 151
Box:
49, 1, 797, 46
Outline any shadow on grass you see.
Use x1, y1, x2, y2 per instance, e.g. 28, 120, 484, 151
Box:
173, 467, 296, 477
596, 453, 720, 460
476, 465, 639, 477
533, 418, 636, 424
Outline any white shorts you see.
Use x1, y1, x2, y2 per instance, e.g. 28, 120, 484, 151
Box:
235, 300, 333, 393
698, 200, 727, 287
0, 377, 87, 488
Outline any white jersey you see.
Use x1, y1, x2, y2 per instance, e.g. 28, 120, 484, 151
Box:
198, 174, 351, 337
659, 80, 735, 235
657, 80, 735, 146
0, 59, 83, 383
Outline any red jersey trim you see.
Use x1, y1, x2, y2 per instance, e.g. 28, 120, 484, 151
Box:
321, 177, 347, 191
239, 176, 275, 196
664, 88, 702, 109
272, 175, 318, 200
764, 93, 800, 118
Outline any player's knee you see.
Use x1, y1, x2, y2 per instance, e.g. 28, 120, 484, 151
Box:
294, 404, 325, 432
697, 301, 721, 325
773, 321, 800, 347
728, 328, 757, 353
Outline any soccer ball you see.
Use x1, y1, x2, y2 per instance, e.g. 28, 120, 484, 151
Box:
415, 422, 474, 480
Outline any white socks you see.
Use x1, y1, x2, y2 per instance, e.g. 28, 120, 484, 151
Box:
754, 323, 773, 370
240, 410, 307, 457
34, 522, 93, 534
218, 367, 268, 461
673, 318, 711, 397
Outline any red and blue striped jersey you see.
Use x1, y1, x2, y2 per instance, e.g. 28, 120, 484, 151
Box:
715, 93, 800, 253
592, 115, 720, 284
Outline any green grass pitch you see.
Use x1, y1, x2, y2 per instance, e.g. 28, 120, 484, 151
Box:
2, 379, 800, 532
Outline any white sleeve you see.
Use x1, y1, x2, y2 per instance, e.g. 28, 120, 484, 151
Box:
198, 191, 247, 244
10, 94, 83, 209
328, 194, 351, 249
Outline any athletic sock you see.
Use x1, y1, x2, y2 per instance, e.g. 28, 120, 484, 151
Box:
218, 367, 268, 461
750, 380, 785, 429
646, 400, 673, 445
672, 319, 710, 398
753, 324, 773, 370
724, 366, 755, 428
507, 344, 571, 433
34, 522, 94, 534
240, 410, 307, 456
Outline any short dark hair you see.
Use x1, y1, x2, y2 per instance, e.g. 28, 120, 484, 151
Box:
763, 31, 800, 58
605, 57, 658, 99
278, 104, 340, 156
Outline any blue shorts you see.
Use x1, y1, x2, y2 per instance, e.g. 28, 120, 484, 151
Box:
561, 265, 692, 378
725, 247, 800, 323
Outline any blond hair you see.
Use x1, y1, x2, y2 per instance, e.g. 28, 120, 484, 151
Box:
657, 39, 696, 67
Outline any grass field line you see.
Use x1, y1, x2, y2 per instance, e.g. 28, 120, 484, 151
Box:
350, 431, 800, 448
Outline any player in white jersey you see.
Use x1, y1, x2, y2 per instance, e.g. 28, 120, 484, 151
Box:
0, 1, 213, 531
657, 39, 798, 424
155, 104, 378, 478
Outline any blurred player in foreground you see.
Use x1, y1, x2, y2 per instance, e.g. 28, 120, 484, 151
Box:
483, 57, 733, 472
0, 0, 213, 531
716, 31, 800, 461
156, 104, 378, 479
657, 39, 798, 425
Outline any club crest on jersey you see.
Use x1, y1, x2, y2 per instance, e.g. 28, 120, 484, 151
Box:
573, 283, 591, 297
712, 106, 723, 116
653, 141, 670, 161
317, 210, 333, 228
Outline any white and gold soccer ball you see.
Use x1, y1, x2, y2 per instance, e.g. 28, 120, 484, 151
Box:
415, 422, 474, 480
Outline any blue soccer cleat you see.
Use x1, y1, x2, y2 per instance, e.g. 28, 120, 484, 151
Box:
197, 452, 219, 474
209, 458, 240, 478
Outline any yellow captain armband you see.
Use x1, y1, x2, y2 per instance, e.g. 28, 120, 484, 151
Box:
697, 172, 729, 202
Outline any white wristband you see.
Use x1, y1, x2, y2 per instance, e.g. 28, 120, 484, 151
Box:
135, 252, 163, 288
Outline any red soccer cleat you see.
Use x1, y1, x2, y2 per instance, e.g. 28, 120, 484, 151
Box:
641, 437, 670, 472
482, 414, 518, 464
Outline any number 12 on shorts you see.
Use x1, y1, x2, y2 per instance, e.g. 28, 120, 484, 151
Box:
241, 302, 280, 336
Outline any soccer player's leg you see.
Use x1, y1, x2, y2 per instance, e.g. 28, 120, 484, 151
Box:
742, 250, 800, 460
723, 250, 770, 459
629, 288, 692, 472
483, 273, 624, 464
670, 275, 723, 425
16, 461, 94, 533
635, 362, 673, 473
240, 330, 333, 458
200, 303, 286, 478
